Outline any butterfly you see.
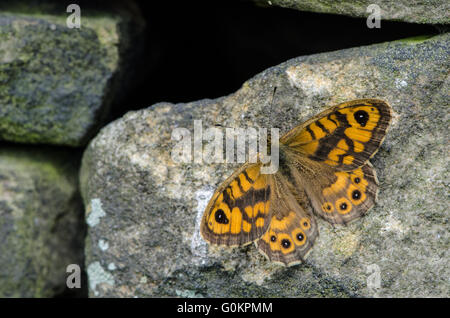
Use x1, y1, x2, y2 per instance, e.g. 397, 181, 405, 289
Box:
200, 99, 392, 266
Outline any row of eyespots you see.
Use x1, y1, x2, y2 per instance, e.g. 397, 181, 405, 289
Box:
321, 194, 357, 215
268, 218, 311, 254
270, 231, 306, 254
320, 172, 367, 214
321, 198, 352, 214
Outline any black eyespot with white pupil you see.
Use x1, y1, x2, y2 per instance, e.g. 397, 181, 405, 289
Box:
354, 177, 361, 184
296, 233, 304, 242
281, 239, 291, 248
352, 189, 362, 200
340, 202, 348, 210
270, 235, 276, 242
354, 110, 369, 127
215, 209, 228, 224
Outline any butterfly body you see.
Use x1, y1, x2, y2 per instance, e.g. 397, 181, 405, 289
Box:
200, 99, 392, 266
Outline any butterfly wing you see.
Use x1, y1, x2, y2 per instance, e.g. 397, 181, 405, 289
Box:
255, 172, 318, 266
280, 99, 392, 171
288, 158, 379, 224
200, 162, 272, 246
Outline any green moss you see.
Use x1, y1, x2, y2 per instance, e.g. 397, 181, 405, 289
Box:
396, 35, 436, 45
0, 15, 106, 145
0, 147, 82, 297
0, 3, 122, 146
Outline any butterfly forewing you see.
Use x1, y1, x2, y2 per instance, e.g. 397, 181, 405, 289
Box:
280, 99, 392, 171
200, 162, 272, 246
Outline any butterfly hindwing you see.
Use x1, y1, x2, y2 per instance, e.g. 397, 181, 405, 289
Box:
200, 162, 272, 246
255, 173, 318, 266
280, 99, 392, 170
288, 159, 379, 225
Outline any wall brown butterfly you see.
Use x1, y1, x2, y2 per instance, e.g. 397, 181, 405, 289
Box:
200, 99, 392, 266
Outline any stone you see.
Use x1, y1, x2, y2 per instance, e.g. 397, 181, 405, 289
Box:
256, 0, 450, 24
80, 33, 449, 297
0, 1, 145, 146
0, 146, 85, 297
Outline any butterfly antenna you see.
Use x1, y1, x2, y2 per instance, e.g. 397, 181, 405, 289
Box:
271, 86, 277, 108
267, 86, 277, 146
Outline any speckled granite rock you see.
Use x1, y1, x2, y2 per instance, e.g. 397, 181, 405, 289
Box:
80, 33, 449, 297
256, 0, 450, 24
0, 146, 85, 297
0, 1, 144, 146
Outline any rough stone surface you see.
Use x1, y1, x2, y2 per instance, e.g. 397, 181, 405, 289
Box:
0, 1, 145, 146
0, 146, 85, 297
256, 0, 450, 24
80, 33, 449, 297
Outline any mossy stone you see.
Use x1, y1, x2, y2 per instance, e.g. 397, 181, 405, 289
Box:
0, 146, 85, 297
0, 1, 144, 146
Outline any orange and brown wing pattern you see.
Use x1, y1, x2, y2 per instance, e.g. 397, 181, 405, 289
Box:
280, 99, 392, 170
256, 210, 318, 266
200, 163, 272, 246
255, 174, 318, 266
297, 162, 379, 225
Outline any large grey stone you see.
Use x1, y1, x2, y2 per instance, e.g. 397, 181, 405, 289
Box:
80, 33, 449, 297
0, 1, 145, 146
0, 146, 85, 297
255, 0, 450, 24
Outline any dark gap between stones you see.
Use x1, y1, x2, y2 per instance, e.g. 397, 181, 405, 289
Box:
109, 0, 440, 120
